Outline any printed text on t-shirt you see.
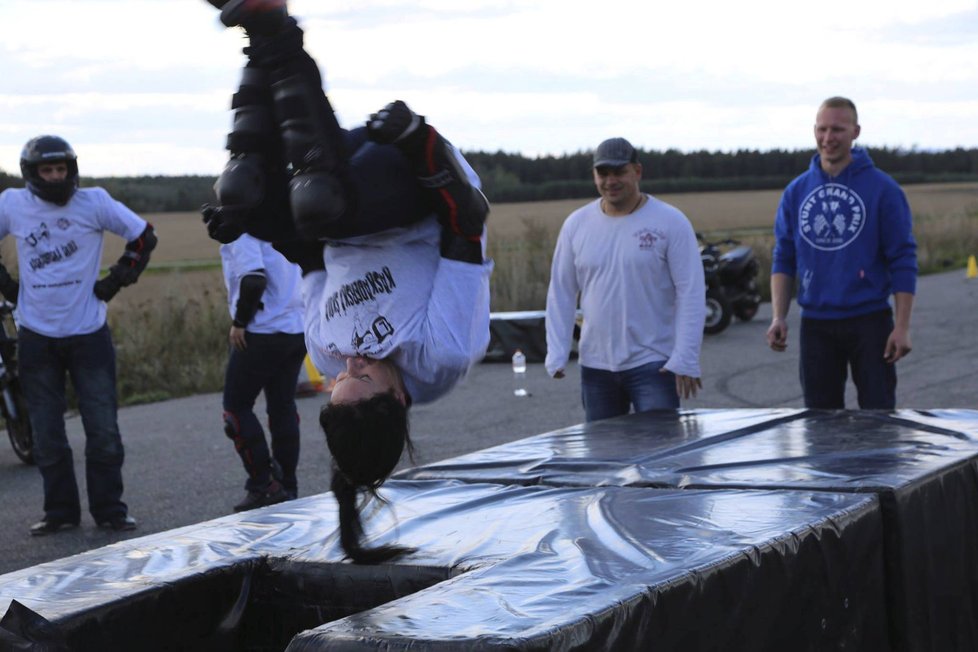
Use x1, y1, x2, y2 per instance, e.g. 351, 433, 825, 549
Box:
29, 240, 80, 271
323, 266, 397, 321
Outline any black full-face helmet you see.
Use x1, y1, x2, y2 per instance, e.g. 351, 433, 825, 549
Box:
20, 135, 80, 205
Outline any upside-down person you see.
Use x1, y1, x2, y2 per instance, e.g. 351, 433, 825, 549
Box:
202, 0, 492, 563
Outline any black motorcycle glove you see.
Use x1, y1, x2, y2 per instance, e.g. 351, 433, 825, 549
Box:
201, 203, 245, 244
111, 224, 158, 286
94, 269, 124, 302
366, 100, 426, 148
440, 228, 482, 265
0, 262, 18, 304
273, 238, 325, 276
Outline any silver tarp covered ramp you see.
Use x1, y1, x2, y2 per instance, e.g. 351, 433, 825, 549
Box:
2, 408, 977, 651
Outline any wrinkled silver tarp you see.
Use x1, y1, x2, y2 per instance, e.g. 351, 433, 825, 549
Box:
2, 408, 977, 651
398, 408, 978, 651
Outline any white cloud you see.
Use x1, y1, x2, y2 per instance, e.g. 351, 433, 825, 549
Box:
1, 0, 977, 175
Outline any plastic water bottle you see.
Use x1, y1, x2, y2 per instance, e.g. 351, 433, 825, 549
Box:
512, 349, 529, 397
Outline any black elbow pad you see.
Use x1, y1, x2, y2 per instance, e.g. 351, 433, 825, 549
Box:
233, 271, 268, 327
113, 224, 158, 286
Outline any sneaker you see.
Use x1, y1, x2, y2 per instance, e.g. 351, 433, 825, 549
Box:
366, 100, 424, 146
218, 0, 288, 34
29, 517, 80, 537
98, 515, 137, 532
233, 480, 289, 512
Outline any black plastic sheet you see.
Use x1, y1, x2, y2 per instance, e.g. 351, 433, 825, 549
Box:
0, 480, 886, 651
484, 311, 550, 362
4, 408, 976, 650
399, 408, 978, 651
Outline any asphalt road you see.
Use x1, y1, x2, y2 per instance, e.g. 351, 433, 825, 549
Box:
0, 269, 975, 575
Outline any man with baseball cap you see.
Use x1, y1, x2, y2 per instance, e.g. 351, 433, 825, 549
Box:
545, 137, 705, 421
592, 137, 639, 167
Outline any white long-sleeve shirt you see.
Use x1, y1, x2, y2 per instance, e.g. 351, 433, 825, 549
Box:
545, 196, 705, 378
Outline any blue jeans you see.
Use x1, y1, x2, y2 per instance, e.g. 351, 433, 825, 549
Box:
223, 332, 307, 494
18, 324, 127, 523
799, 310, 897, 409
580, 360, 679, 422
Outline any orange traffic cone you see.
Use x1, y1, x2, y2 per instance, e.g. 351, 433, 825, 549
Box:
296, 355, 327, 397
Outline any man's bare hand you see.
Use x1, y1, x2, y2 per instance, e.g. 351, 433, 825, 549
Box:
884, 326, 912, 363
229, 325, 247, 351
671, 372, 702, 400
766, 318, 788, 352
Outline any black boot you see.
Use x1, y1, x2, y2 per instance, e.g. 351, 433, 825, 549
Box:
215, 0, 289, 35
233, 478, 289, 512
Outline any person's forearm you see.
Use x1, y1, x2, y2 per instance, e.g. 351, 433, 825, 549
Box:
893, 292, 914, 330
770, 272, 793, 320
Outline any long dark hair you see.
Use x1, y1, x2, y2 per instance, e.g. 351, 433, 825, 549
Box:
321, 391, 415, 564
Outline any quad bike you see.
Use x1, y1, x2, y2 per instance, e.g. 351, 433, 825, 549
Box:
698, 234, 762, 335
0, 301, 33, 464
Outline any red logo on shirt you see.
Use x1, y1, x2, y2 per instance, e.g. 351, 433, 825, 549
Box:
634, 228, 665, 250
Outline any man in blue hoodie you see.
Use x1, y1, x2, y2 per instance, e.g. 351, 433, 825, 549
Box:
766, 97, 917, 409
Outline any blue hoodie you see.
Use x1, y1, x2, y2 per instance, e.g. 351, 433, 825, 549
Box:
772, 147, 917, 319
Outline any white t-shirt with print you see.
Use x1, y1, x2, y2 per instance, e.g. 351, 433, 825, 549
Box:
303, 217, 492, 405
0, 187, 147, 337
220, 234, 303, 335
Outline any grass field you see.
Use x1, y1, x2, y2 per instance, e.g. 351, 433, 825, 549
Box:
0, 181, 973, 404
481, 181, 978, 238
8, 179, 958, 261
2, 180, 974, 309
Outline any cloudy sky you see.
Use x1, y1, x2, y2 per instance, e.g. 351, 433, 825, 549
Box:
2, 0, 977, 177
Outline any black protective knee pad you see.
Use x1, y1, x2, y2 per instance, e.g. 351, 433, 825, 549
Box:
223, 412, 242, 444
270, 73, 352, 239
271, 73, 343, 174
215, 154, 266, 208
224, 411, 260, 476
216, 66, 277, 209
227, 69, 274, 148
288, 171, 348, 240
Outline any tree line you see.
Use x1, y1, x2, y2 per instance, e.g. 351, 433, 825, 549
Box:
2, 145, 976, 213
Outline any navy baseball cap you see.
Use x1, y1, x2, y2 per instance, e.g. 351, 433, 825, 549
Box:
593, 137, 638, 167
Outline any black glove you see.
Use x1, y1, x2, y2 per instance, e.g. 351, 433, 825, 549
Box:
0, 262, 18, 304
111, 264, 138, 287
111, 224, 158, 286
366, 100, 426, 149
273, 239, 325, 276
440, 228, 482, 265
94, 271, 124, 302
201, 203, 245, 244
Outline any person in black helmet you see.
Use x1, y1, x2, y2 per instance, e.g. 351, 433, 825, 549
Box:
0, 135, 158, 536
201, 0, 491, 564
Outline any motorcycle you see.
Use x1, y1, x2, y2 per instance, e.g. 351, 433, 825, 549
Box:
0, 301, 33, 464
698, 234, 761, 335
